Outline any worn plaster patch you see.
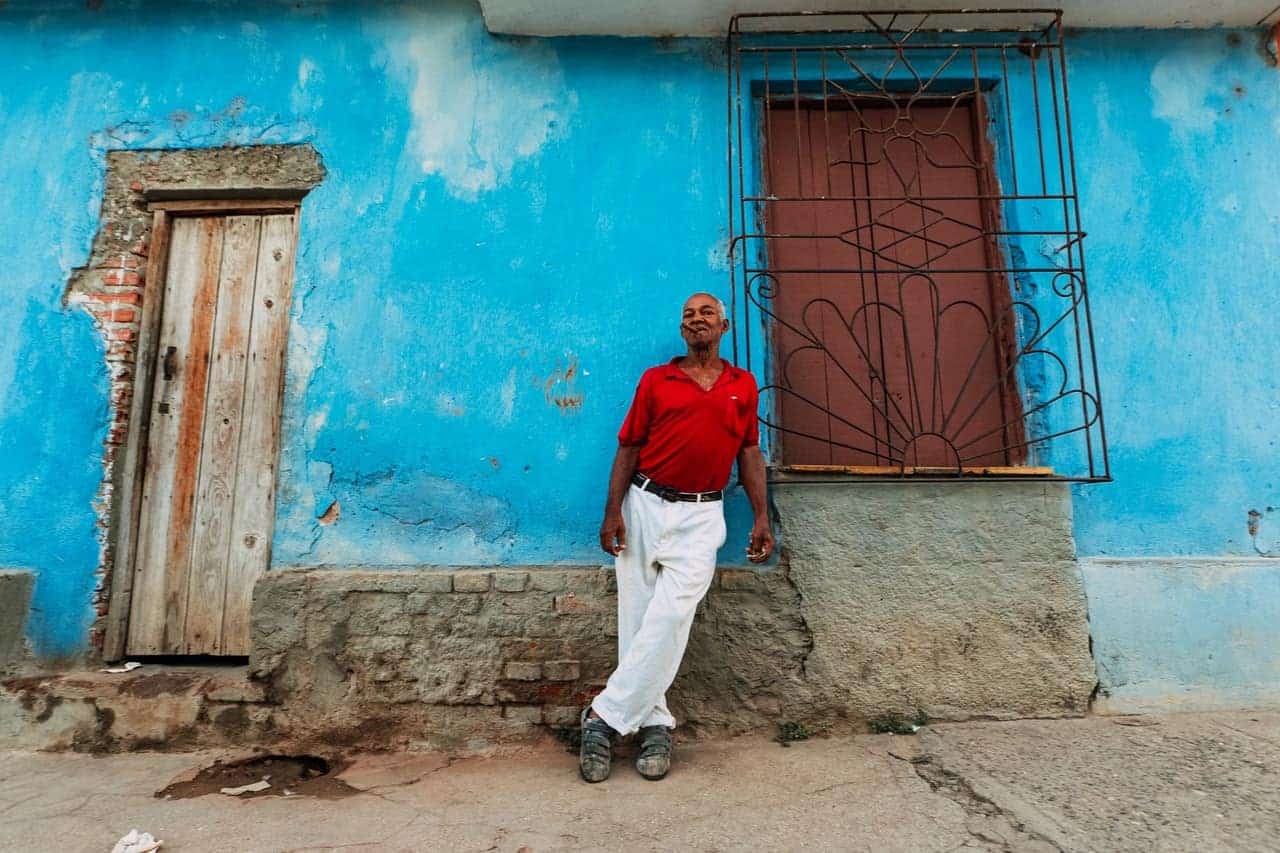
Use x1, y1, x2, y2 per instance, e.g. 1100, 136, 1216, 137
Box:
706, 238, 730, 273
379, 4, 576, 200
291, 58, 323, 113
340, 468, 515, 540
498, 366, 517, 424
1149, 50, 1223, 133
89, 95, 314, 151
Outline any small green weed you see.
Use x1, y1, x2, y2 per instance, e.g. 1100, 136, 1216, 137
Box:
867, 709, 928, 735
776, 720, 829, 747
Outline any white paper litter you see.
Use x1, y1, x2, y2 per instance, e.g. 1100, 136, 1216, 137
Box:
111, 829, 163, 853
220, 779, 271, 796
100, 662, 143, 674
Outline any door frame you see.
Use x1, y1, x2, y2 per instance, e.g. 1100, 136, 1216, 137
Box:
102, 196, 303, 661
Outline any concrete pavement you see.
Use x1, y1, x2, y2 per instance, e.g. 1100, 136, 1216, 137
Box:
0, 712, 1276, 852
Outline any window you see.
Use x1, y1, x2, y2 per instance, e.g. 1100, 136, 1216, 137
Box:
726, 10, 1109, 481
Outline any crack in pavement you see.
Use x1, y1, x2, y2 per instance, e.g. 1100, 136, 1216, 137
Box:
911, 756, 1064, 853
347, 754, 459, 793
0, 792, 44, 818
1214, 720, 1280, 748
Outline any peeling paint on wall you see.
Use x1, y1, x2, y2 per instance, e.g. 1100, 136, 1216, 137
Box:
541, 355, 584, 414
1150, 49, 1224, 132
377, 1, 578, 200
1248, 508, 1279, 558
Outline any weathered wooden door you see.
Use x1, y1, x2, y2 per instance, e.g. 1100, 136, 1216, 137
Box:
126, 213, 296, 655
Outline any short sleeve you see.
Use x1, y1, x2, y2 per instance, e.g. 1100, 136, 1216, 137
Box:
617, 375, 652, 446
740, 375, 760, 449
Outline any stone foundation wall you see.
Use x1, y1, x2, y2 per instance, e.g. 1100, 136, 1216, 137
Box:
251, 483, 1094, 750
250, 566, 810, 750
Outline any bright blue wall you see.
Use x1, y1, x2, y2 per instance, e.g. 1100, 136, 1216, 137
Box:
0, 0, 1276, 658
0, 0, 744, 657
1067, 30, 1280, 557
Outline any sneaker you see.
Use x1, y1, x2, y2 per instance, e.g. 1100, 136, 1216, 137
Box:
635, 725, 672, 780
579, 708, 615, 783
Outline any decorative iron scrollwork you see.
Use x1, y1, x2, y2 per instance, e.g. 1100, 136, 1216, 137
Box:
726, 9, 1109, 481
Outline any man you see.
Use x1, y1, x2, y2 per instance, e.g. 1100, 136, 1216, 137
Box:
580, 292, 775, 783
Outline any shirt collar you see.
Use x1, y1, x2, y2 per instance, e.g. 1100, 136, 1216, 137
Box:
664, 357, 742, 383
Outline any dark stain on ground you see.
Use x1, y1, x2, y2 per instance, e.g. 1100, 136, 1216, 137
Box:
2, 676, 48, 710
71, 702, 117, 752
2, 676, 65, 722
213, 704, 251, 737
2, 675, 54, 695
117, 672, 200, 699
158, 754, 357, 800
32, 694, 63, 724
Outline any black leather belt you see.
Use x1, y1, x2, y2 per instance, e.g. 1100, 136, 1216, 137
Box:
632, 472, 723, 503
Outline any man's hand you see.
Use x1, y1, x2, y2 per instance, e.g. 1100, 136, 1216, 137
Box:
600, 446, 641, 557
746, 516, 775, 563
600, 511, 627, 556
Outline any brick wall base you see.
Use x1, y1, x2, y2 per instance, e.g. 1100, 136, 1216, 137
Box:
250, 566, 812, 751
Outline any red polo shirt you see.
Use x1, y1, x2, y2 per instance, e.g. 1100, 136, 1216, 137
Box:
617, 358, 760, 493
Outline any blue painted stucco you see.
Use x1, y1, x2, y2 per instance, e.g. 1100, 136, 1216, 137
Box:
0, 1, 1277, 666
1067, 30, 1280, 558
1082, 558, 1280, 712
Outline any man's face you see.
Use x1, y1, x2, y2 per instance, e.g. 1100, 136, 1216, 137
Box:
680, 294, 729, 349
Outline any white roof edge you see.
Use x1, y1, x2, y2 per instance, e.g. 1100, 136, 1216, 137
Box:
478, 1, 1280, 37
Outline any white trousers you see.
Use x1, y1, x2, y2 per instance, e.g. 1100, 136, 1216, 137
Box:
591, 483, 726, 736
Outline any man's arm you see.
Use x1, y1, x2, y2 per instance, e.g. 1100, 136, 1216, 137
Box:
600, 445, 641, 556
737, 444, 775, 563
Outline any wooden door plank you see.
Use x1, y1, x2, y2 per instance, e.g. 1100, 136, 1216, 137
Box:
182, 216, 263, 654
221, 214, 297, 654
126, 217, 224, 654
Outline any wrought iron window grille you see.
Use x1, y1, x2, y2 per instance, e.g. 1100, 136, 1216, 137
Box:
726, 9, 1109, 482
